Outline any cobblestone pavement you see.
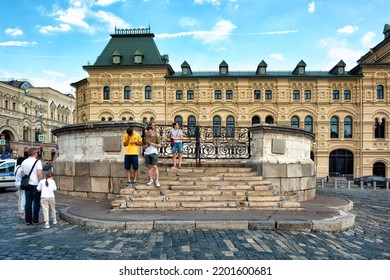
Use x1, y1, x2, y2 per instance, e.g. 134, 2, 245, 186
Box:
0, 187, 389, 260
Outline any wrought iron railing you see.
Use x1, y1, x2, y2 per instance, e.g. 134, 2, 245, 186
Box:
151, 125, 251, 164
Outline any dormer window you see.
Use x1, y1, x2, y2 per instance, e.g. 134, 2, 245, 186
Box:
293, 60, 306, 75
112, 50, 121, 65
181, 61, 192, 76
219, 60, 228, 75
256, 60, 268, 75
338, 67, 344, 74
329, 60, 346, 75
133, 49, 143, 64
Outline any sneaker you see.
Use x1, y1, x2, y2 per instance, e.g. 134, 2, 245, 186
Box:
146, 180, 155, 186
125, 180, 132, 185
171, 166, 177, 169
132, 180, 138, 185
155, 180, 161, 187
53, 219, 58, 225
44, 223, 50, 229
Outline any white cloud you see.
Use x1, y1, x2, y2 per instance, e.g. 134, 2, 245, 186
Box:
39, 24, 72, 34
157, 20, 236, 44
270, 53, 284, 61
42, 70, 65, 77
361, 31, 376, 48
56, 6, 89, 29
93, 10, 130, 30
337, 25, 359, 34
308, 1, 315, 13
194, 0, 221, 6
96, 0, 123, 6
0, 41, 37, 47
5, 28, 23, 37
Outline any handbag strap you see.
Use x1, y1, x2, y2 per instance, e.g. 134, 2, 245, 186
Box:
14, 166, 21, 176
26, 159, 39, 178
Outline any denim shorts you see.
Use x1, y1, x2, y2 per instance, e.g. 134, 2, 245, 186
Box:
124, 155, 139, 170
172, 142, 183, 153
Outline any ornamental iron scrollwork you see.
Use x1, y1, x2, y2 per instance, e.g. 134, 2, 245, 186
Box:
153, 124, 251, 164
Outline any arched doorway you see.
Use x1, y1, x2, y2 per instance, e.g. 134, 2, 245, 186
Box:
373, 162, 386, 177
329, 149, 354, 177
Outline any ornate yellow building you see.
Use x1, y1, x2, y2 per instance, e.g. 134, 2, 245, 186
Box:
72, 25, 390, 178
0, 80, 76, 160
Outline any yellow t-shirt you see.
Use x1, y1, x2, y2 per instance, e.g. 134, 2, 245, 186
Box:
123, 132, 142, 155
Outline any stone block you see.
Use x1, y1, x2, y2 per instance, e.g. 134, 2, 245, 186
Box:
154, 221, 195, 231
75, 162, 90, 177
248, 220, 276, 230
54, 162, 65, 176
91, 177, 110, 193
111, 162, 126, 179
74, 176, 91, 192
272, 139, 285, 154
112, 177, 127, 194
85, 219, 125, 230
301, 163, 315, 177
90, 162, 111, 177
287, 164, 302, 178
280, 178, 301, 193
276, 220, 312, 232
312, 219, 341, 232
58, 176, 74, 191
64, 162, 75, 176
196, 220, 248, 230
262, 163, 287, 178
125, 221, 153, 230
103, 136, 121, 152
87, 192, 108, 200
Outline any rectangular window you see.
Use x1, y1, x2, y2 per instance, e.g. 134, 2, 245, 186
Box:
265, 90, 272, 100
293, 90, 300, 100
5, 100, 8, 109
332, 90, 339, 100
12, 102, 16, 111
344, 90, 351, 100
187, 90, 194, 100
226, 90, 233, 100
124, 86, 131, 100
377, 85, 384, 99
176, 90, 183, 100
215, 90, 222, 100
254, 90, 261, 100
304, 90, 311, 100
145, 86, 152, 100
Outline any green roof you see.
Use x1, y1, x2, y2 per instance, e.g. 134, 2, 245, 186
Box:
90, 32, 165, 66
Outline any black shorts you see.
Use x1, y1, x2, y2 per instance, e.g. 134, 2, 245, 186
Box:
124, 155, 139, 170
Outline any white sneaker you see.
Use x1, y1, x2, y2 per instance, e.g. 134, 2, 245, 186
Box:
146, 180, 155, 186
155, 180, 161, 187
53, 219, 57, 225
44, 223, 50, 229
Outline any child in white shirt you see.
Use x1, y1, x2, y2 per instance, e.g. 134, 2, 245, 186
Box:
36, 172, 57, 229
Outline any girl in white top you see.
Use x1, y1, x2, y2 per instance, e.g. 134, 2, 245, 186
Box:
37, 172, 57, 229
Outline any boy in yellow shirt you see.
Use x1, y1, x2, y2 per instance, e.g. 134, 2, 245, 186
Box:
123, 127, 142, 185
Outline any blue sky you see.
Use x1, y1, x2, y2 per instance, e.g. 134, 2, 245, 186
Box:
0, 0, 389, 95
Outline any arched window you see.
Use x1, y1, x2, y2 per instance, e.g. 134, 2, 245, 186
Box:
108, 117, 113, 121
304, 116, 313, 132
101, 117, 106, 122
330, 116, 339, 138
373, 162, 386, 177
145, 86, 152, 99
124, 86, 131, 100
329, 149, 354, 177
142, 117, 148, 124
213, 116, 221, 137
174, 115, 183, 127
375, 118, 386, 138
291, 116, 299, 128
188, 116, 197, 137
252, 116, 260, 125
344, 116, 353, 138
103, 86, 110, 100
377, 85, 384, 99
265, 116, 274, 124
226, 116, 235, 138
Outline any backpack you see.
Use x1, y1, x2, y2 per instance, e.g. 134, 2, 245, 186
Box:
20, 159, 39, 190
